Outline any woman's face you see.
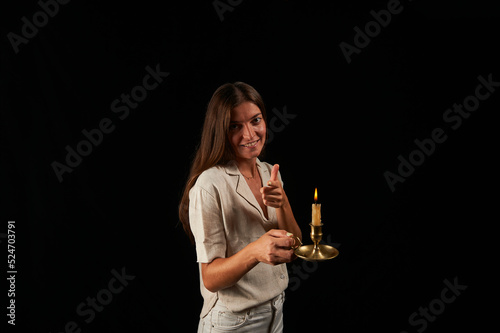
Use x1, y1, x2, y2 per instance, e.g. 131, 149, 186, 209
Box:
228, 102, 266, 162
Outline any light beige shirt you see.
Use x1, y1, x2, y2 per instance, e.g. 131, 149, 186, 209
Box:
189, 159, 289, 318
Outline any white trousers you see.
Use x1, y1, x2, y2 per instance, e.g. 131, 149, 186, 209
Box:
197, 292, 284, 333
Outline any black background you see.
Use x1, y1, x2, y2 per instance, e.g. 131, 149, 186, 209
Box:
1, 0, 498, 332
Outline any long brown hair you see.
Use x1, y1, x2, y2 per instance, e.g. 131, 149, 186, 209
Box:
178, 82, 267, 243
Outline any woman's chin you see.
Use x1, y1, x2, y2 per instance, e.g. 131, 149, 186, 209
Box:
236, 141, 264, 160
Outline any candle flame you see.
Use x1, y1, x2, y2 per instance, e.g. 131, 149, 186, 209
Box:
314, 188, 318, 202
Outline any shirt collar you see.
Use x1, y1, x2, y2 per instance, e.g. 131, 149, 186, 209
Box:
223, 158, 266, 177
223, 158, 271, 221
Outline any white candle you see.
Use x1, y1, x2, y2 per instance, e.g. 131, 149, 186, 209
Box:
312, 188, 321, 225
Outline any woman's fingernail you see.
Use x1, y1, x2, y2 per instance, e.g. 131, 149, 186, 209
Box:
286, 232, 293, 237
267, 181, 272, 186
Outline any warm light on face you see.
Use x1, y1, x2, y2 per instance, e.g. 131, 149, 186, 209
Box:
228, 102, 266, 161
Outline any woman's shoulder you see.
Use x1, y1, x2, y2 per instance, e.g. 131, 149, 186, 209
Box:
257, 160, 273, 172
192, 164, 231, 194
197, 165, 225, 183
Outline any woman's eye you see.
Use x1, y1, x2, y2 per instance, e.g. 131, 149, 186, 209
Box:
253, 117, 262, 124
229, 124, 239, 131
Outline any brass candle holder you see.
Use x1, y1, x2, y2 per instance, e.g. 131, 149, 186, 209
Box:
294, 223, 339, 261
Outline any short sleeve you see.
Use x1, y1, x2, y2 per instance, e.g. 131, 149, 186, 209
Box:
189, 185, 226, 263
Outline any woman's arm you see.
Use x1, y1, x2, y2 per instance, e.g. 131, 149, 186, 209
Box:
275, 190, 302, 242
261, 164, 302, 242
201, 229, 294, 293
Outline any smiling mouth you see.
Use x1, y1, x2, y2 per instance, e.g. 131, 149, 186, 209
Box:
241, 139, 260, 148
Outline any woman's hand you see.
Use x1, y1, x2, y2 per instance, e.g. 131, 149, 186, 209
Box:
250, 229, 296, 266
260, 164, 287, 208
260, 164, 302, 243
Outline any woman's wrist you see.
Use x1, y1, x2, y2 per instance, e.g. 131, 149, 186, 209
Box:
244, 241, 261, 267
279, 190, 290, 209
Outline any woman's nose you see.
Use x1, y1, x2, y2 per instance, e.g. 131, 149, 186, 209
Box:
243, 123, 255, 139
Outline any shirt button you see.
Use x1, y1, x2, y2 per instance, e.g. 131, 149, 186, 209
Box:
280, 274, 285, 279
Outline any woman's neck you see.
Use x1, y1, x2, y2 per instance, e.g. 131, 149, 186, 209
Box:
236, 157, 258, 178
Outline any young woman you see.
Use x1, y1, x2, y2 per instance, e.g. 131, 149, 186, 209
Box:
179, 82, 302, 332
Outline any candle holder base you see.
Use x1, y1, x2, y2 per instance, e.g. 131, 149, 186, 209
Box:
293, 223, 339, 262
294, 244, 339, 261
